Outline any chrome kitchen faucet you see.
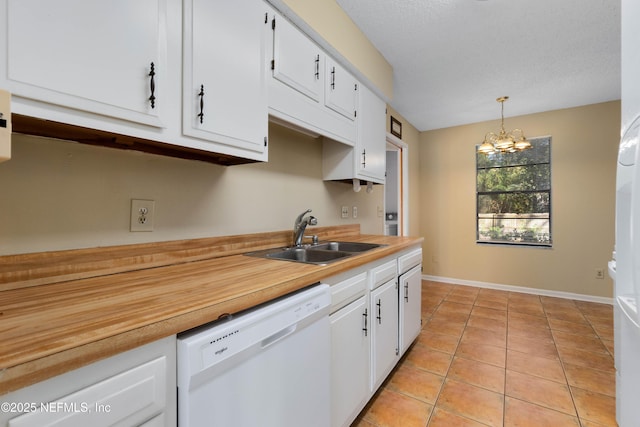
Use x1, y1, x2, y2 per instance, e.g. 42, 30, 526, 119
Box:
293, 209, 318, 247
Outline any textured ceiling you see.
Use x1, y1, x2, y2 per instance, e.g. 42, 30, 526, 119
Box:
336, 0, 621, 131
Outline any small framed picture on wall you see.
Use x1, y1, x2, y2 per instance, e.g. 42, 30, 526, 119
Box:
391, 116, 402, 139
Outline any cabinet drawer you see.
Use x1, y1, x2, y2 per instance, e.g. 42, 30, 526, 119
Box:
398, 248, 422, 275
7, 357, 167, 427
330, 272, 367, 313
7, 356, 167, 427
370, 260, 397, 290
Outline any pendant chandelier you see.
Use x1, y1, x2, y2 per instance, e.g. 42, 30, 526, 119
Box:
477, 96, 531, 154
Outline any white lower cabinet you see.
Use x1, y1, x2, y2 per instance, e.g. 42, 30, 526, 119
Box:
399, 265, 423, 354
368, 259, 399, 392
370, 278, 399, 392
398, 248, 423, 354
328, 246, 422, 427
330, 295, 370, 427
0, 336, 176, 427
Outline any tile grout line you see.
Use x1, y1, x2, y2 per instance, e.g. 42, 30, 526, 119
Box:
422, 282, 454, 427
504, 297, 510, 427
542, 297, 583, 425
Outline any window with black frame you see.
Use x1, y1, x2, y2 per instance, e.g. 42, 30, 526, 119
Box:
476, 137, 551, 246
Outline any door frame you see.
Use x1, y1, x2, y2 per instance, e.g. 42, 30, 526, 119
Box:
385, 132, 409, 236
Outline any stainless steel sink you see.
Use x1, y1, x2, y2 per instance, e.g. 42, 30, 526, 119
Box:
265, 247, 352, 264
312, 241, 383, 252
244, 241, 385, 265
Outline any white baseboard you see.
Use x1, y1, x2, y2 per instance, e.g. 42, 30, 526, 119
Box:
423, 275, 614, 305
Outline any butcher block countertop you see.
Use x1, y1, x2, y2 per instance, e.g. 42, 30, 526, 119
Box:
0, 225, 423, 394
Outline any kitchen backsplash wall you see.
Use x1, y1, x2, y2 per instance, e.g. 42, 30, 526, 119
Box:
0, 124, 384, 255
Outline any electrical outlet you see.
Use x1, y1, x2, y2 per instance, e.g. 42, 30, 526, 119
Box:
377, 206, 383, 218
341, 206, 349, 219
353, 206, 358, 219
595, 268, 605, 279
131, 199, 155, 232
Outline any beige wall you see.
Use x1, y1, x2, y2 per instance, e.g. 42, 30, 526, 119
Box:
0, 125, 384, 255
420, 101, 620, 298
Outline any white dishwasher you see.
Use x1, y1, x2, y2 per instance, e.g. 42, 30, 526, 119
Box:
177, 283, 331, 427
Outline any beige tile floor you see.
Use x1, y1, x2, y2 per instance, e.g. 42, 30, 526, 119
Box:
352, 281, 616, 427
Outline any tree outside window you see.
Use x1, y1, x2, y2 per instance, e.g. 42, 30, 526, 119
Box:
476, 137, 551, 246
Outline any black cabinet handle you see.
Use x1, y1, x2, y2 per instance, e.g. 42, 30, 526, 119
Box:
361, 149, 366, 168
315, 55, 320, 80
404, 282, 409, 302
362, 308, 368, 336
148, 62, 156, 109
331, 66, 335, 89
197, 84, 205, 124
376, 299, 382, 324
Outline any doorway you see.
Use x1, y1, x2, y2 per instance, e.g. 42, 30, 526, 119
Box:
385, 133, 408, 236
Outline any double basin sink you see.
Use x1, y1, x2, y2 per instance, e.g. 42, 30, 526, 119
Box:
245, 241, 385, 265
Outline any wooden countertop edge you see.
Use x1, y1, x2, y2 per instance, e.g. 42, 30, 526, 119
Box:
0, 225, 362, 291
0, 233, 423, 395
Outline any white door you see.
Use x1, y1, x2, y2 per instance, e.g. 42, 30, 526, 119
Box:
370, 279, 399, 391
400, 265, 422, 354
3, 0, 167, 127
330, 296, 370, 427
183, 0, 268, 156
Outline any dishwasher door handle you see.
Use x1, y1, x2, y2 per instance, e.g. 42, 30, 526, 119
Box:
261, 324, 297, 349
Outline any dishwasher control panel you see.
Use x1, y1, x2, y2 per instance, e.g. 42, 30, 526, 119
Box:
178, 284, 330, 373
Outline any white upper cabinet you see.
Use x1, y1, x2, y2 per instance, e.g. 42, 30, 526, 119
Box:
1, 0, 270, 164
183, 0, 268, 159
355, 84, 386, 182
268, 11, 357, 146
2, 0, 167, 128
323, 84, 386, 184
272, 14, 323, 103
324, 58, 357, 122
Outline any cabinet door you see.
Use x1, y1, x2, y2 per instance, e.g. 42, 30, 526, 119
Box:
324, 58, 357, 121
183, 0, 268, 157
400, 265, 422, 355
370, 278, 399, 391
330, 296, 370, 427
357, 85, 386, 182
1, 336, 175, 427
272, 14, 323, 102
3, 0, 167, 127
